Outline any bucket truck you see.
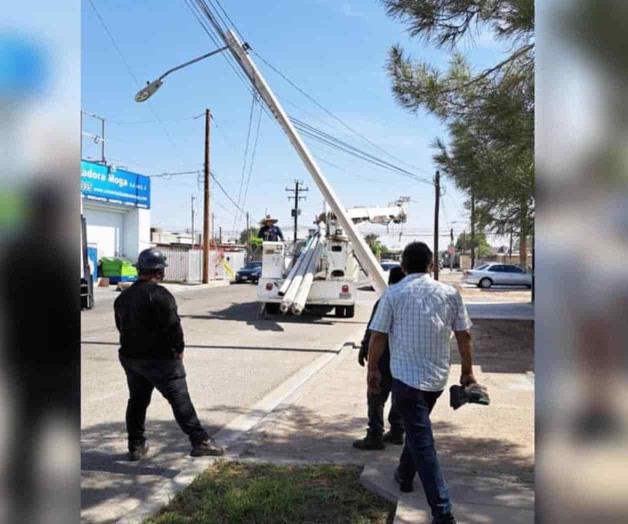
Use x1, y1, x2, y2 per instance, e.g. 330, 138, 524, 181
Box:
257, 199, 409, 318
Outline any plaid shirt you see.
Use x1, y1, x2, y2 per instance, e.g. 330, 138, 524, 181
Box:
369, 273, 472, 392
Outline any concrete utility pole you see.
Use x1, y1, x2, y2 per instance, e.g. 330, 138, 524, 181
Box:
470, 192, 476, 269
219, 226, 222, 244
191, 194, 196, 247
81, 111, 106, 163
202, 108, 211, 283
286, 180, 308, 243
433, 170, 440, 281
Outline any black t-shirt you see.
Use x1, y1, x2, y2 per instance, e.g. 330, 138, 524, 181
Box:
114, 280, 184, 359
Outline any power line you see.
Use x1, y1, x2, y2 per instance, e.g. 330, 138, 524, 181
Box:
237, 97, 263, 231
251, 48, 429, 175
292, 118, 432, 185
232, 93, 258, 233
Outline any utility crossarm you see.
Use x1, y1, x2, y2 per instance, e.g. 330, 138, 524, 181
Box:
223, 30, 388, 295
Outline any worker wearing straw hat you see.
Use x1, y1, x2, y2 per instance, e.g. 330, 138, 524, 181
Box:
258, 214, 284, 242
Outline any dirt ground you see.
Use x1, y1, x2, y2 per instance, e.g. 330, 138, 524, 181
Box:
239, 318, 534, 485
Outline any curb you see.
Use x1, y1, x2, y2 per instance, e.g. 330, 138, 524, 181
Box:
117, 336, 362, 524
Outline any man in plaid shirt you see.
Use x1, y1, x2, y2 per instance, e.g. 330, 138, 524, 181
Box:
367, 242, 475, 524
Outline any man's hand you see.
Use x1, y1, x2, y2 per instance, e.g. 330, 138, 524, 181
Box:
460, 373, 476, 387
367, 368, 381, 394
358, 345, 368, 367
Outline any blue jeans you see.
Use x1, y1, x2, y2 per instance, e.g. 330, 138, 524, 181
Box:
392, 379, 451, 517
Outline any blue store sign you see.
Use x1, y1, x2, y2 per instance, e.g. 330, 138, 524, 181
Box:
81, 160, 150, 209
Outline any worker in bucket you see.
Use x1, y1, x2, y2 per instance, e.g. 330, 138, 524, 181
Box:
258, 214, 284, 242
114, 248, 224, 460
354, 266, 406, 450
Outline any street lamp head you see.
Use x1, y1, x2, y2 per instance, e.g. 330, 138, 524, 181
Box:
135, 79, 163, 103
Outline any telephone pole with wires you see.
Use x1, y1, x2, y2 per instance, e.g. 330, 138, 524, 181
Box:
202, 108, 211, 283
81, 111, 106, 163
433, 170, 441, 281
286, 180, 308, 243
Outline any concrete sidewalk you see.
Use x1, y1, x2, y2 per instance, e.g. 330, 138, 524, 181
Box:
235, 318, 534, 523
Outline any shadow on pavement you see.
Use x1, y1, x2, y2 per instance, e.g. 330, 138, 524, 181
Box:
82, 340, 340, 355
179, 301, 361, 331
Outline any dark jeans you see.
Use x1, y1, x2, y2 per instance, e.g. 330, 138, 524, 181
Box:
119, 354, 209, 448
367, 362, 404, 437
392, 379, 450, 518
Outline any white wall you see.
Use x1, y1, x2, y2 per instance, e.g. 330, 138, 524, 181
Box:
83, 200, 151, 260
123, 207, 152, 260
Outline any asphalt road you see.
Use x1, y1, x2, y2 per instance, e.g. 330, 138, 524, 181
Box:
81, 282, 373, 523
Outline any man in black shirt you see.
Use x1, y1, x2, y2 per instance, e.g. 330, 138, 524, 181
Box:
114, 248, 223, 460
258, 214, 284, 242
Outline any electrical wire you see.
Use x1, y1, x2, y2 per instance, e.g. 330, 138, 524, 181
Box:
232, 93, 258, 232
236, 97, 263, 231
250, 48, 429, 175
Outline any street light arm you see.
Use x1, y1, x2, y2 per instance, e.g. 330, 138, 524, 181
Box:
157, 45, 229, 82
135, 45, 229, 103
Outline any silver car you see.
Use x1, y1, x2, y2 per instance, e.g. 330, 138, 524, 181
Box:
462, 263, 532, 289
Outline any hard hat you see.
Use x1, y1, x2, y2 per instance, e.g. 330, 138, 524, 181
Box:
136, 248, 168, 270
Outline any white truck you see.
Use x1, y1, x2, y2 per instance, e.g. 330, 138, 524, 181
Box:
257, 199, 408, 318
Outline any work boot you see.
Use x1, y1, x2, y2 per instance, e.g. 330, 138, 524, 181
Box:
432, 514, 456, 524
352, 433, 385, 450
190, 438, 224, 457
128, 441, 149, 462
382, 429, 404, 445
393, 468, 413, 493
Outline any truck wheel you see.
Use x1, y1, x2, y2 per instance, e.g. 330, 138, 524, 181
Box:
335, 306, 346, 318
345, 305, 355, 318
265, 303, 280, 315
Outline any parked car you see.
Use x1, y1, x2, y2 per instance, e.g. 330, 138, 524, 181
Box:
235, 261, 262, 284
380, 260, 400, 282
462, 263, 532, 289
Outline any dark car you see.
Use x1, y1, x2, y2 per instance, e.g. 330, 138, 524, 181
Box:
235, 261, 262, 284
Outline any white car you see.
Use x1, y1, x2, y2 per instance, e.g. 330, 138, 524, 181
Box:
462, 263, 532, 289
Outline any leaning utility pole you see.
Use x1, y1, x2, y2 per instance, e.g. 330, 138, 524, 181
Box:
286, 180, 308, 243
202, 109, 211, 283
433, 170, 440, 281
470, 192, 476, 269
224, 30, 388, 294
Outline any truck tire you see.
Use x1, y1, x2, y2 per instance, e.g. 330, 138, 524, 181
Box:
345, 305, 355, 318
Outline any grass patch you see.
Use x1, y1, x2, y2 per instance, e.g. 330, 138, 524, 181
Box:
144, 461, 395, 524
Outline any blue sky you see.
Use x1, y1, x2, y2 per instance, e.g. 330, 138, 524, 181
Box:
82, 0, 507, 249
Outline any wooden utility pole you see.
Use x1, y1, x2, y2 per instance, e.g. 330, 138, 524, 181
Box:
202, 109, 211, 283
286, 180, 308, 243
433, 170, 440, 280
470, 192, 476, 269
246, 212, 251, 258
449, 227, 454, 272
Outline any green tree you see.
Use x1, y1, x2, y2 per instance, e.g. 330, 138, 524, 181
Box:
239, 227, 259, 245
364, 233, 384, 259
383, 0, 534, 264
455, 231, 492, 258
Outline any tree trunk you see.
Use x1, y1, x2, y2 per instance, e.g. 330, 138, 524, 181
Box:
519, 233, 527, 268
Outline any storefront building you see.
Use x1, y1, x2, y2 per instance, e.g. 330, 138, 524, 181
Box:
80, 160, 151, 263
